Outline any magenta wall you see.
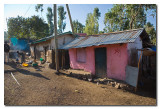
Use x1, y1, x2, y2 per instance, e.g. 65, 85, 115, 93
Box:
69, 44, 128, 80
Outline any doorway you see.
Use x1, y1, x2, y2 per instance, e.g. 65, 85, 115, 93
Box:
44, 46, 49, 61
95, 47, 107, 78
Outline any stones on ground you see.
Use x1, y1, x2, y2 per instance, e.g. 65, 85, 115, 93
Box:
115, 83, 121, 89
88, 78, 92, 82
75, 89, 81, 93
77, 75, 83, 79
69, 72, 72, 76
120, 83, 126, 89
110, 82, 115, 87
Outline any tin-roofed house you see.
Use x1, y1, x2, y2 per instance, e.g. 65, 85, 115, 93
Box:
61, 28, 151, 81
30, 31, 75, 68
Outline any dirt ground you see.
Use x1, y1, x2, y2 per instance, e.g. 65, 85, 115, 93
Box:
4, 61, 156, 106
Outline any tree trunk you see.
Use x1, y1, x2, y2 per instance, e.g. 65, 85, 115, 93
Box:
130, 18, 133, 29
66, 4, 75, 34
53, 4, 59, 72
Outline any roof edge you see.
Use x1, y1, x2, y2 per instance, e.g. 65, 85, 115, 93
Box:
30, 31, 73, 45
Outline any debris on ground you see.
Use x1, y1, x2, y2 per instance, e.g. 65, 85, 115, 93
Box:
4, 61, 156, 105
22, 63, 28, 67
11, 72, 21, 86
115, 83, 121, 89
75, 90, 79, 93
32, 62, 38, 67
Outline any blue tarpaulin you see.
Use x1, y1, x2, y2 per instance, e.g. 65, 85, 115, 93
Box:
151, 45, 156, 52
10, 37, 30, 51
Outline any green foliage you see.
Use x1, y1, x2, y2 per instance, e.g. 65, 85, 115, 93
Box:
99, 31, 104, 34
46, 7, 54, 35
7, 15, 49, 40
35, 4, 43, 16
144, 22, 156, 45
104, 4, 156, 32
72, 20, 84, 33
93, 8, 101, 19
7, 16, 25, 38
84, 7, 101, 35
29, 16, 49, 39
57, 6, 66, 34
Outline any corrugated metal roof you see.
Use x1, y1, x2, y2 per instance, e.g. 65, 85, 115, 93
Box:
30, 31, 73, 44
60, 28, 144, 49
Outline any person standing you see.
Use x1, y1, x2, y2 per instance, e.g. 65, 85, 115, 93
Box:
4, 41, 10, 63
17, 51, 25, 64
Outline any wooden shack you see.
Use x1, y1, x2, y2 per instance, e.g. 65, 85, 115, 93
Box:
30, 31, 75, 68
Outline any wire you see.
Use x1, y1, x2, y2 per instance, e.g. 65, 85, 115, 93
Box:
24, 4, 32, 17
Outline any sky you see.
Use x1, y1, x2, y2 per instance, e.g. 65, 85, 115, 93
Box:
4, 4, 157, 33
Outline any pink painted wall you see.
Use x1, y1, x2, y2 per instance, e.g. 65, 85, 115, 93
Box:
69, 47, 95, 74
107, 44, 128, 80
69, 43, 128, 80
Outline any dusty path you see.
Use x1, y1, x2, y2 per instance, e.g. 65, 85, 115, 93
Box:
4, 62, 156, 106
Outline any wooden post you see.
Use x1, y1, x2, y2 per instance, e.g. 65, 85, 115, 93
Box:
53, 4, 59, 72
61, 50, 65, 69
62, 50, 64, 69
34, 45, 36, 62
135, 50, 143, 92
66, 4, 74, 34
63, 50, 66, 67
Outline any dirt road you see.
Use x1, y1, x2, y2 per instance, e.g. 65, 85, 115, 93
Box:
4, 62, 156, 106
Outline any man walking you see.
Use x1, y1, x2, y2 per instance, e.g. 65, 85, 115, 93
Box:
4, 41, 10, 63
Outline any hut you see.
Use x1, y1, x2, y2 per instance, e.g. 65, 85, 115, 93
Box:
61, 28, 152, 83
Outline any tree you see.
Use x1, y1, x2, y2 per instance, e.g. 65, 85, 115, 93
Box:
144, 22, 156, 45
35, 4, 44, 16
72, 20, 84, 33
104, 4, 156, 32
7, 16, 49, 40
99, 31, 104, 34
46, 7, 54, 35
93, 7, 101, 19
29, 16, 49, 39
7, 16, 26, 38
84, 7, 101, 35
104, 5, 126, 32
57, 6, 66, 34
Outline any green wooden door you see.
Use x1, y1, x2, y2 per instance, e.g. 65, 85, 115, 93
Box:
95, 47, 107, 78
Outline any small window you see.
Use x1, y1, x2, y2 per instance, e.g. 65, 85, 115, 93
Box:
76, 48, 86, 63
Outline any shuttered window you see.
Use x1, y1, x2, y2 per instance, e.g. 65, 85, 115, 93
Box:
76, 48, 86, 63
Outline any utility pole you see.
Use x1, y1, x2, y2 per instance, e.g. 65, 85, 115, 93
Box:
66, 4, 74, 34
53, 4, 59, 72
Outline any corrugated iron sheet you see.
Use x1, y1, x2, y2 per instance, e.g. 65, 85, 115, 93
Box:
61, 28, 144, 49
30, 31, 73, 44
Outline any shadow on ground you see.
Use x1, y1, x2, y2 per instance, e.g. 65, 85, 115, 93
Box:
4, 62, 50, 80
58, 70, 156, 99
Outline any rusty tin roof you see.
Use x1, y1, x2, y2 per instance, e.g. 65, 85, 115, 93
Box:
61, 28, 144, 49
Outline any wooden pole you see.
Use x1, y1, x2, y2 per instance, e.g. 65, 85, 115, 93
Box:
53, 4, 59, 72
66, 4, 74, 34
62, 50, 64, 69
62, 50, 65, 69
34, 45, 36, 62
135, 50, 143, 92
